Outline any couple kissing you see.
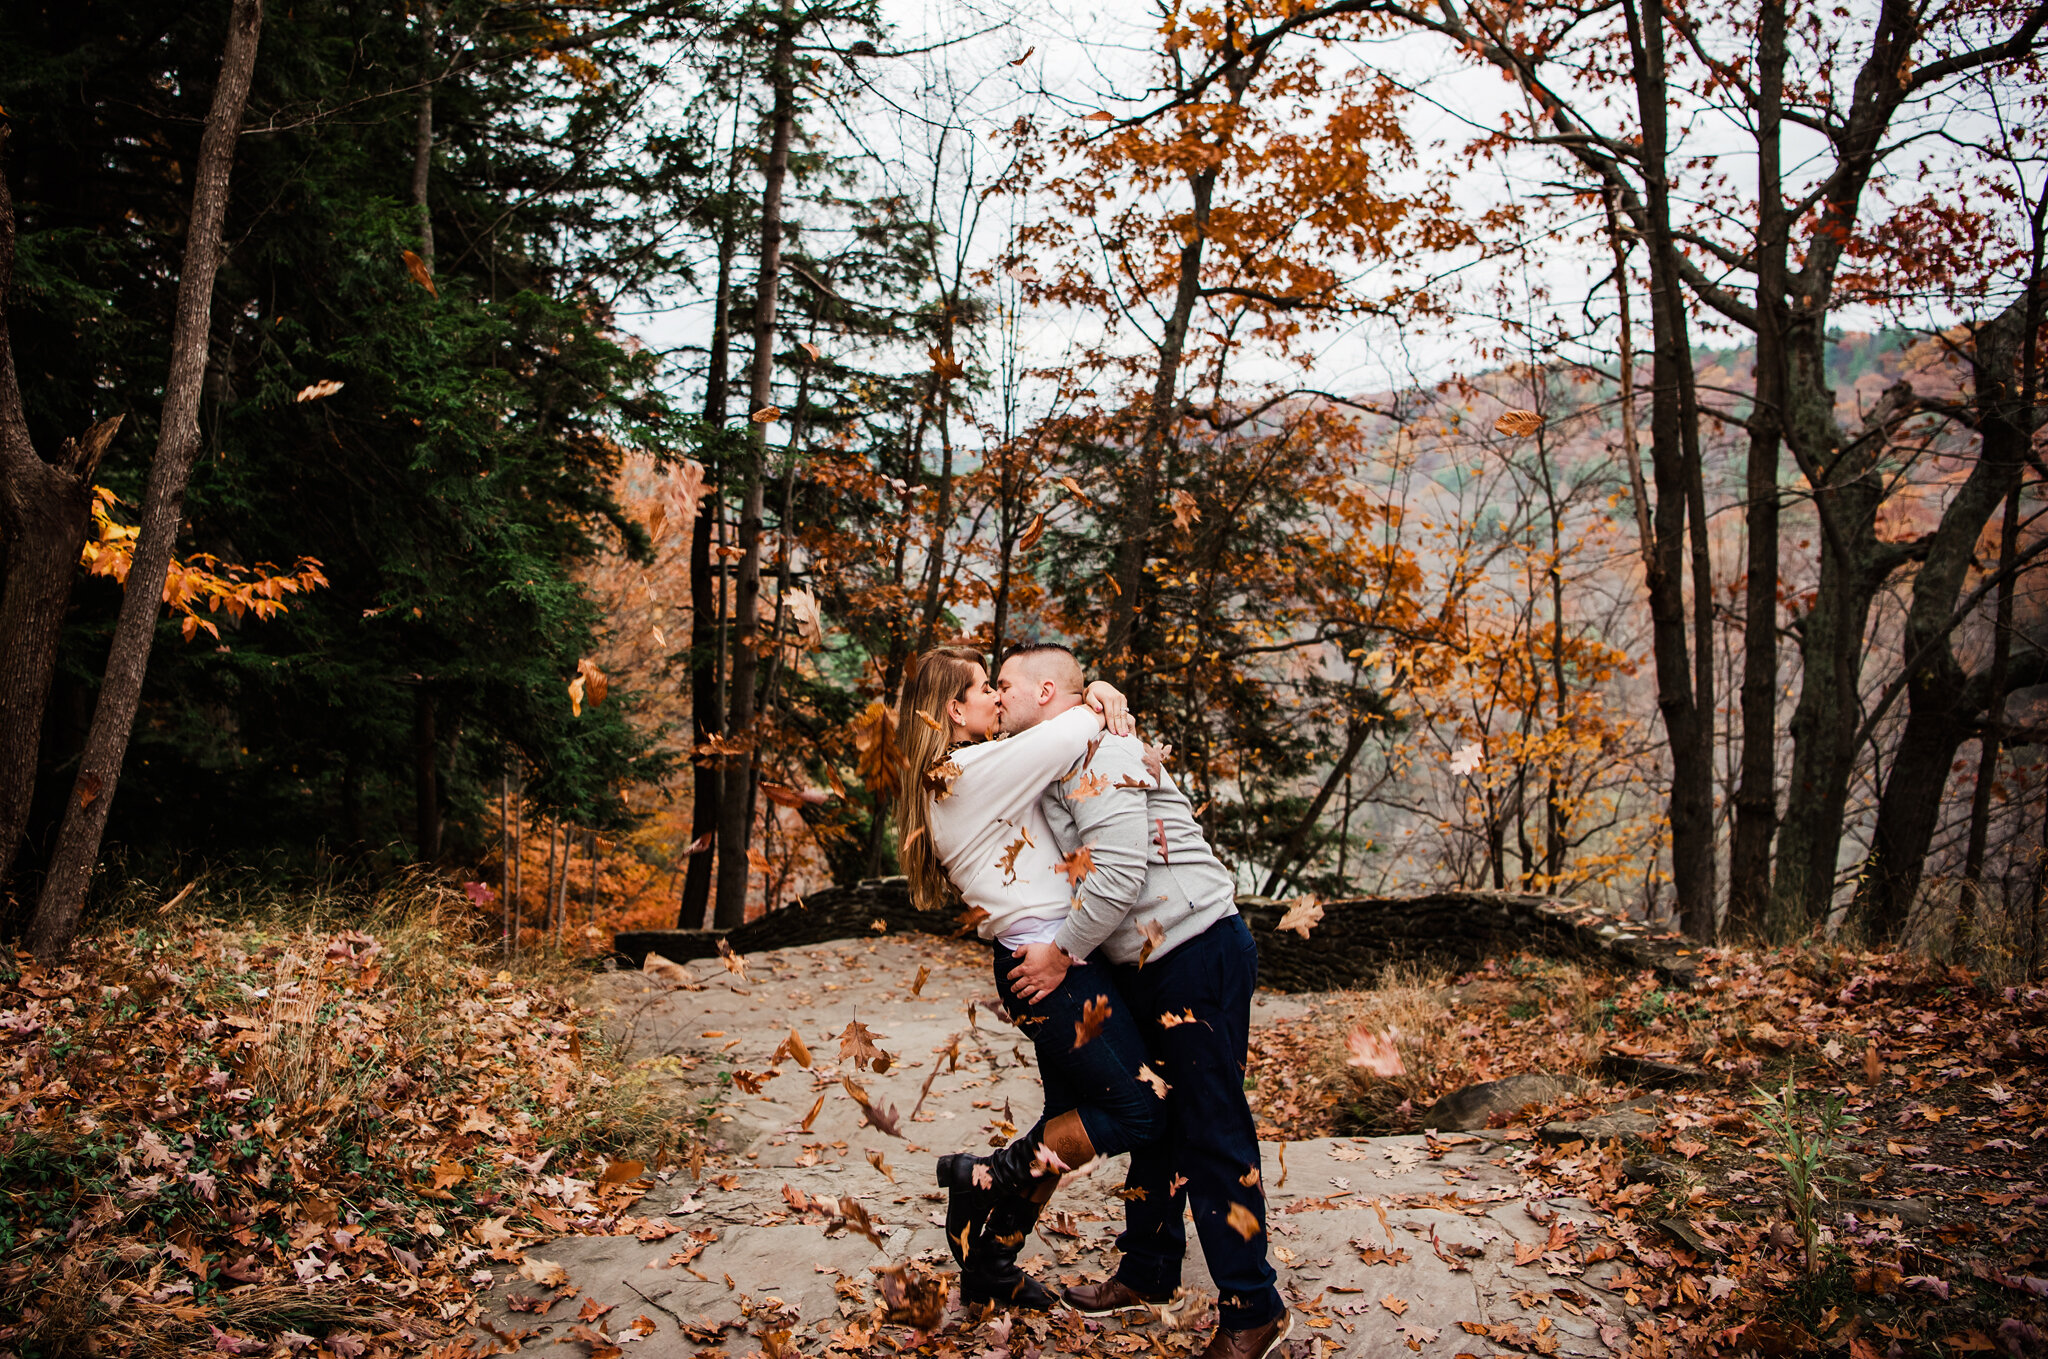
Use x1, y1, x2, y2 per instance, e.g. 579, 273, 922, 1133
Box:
892, 643, 1292, 1359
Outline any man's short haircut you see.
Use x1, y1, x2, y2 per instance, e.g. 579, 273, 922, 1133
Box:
1002, 642, 1085, 694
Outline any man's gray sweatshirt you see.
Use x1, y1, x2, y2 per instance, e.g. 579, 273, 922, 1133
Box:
1040, 730, 1238, 966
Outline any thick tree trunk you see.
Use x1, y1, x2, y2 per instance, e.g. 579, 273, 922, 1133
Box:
27, 0, 264, 960
714, 2, 795, 929
1770, 381, 1915, 936
1727, 0, 1789, 937
1628, 0, 1716, 938
0, 139, 127, 900
1856, 649, 2048, 942
1855, 290, 2041, 938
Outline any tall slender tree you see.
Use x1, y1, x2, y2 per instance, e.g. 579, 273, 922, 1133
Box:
27, 0, 266, 958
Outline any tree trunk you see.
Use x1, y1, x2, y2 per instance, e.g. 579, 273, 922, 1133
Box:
500, 773, 512, 957
714, 0, 795, 929
507, 777, 522, 953
1104, 159, 1217, 692
554, 822, 572, 938
0, 138, 128, 900
27, 0, 264, 960
1965, 486, 2024, 888
414, 684, 440, 860
1855, 288, 2041, 939
544, 814, 559, 928
680, 189, 739, 929
914, 322, 957, 652
1770, 381, 1916, 936
1627, 0, 1716, 939
1968, 199, 2046, 887
1727, 0, 1789, 937
1260, 715, 1369, 896
410, 1, 437, 265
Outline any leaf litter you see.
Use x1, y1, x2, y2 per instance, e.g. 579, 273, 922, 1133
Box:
0, 888, 691, 1356
1241, 944, 2048, 1354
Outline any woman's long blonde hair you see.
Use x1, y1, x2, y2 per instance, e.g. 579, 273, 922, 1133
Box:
894, 645, 986, 913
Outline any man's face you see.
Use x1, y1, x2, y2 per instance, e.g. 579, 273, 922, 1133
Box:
995, 657, 1047, 735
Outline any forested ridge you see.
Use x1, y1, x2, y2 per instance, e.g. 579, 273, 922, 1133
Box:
5, 1, 2045, 961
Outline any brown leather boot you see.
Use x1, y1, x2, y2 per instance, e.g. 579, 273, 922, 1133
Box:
1061, 1277, 1177, 1316
1199, 1312, 1293, 1359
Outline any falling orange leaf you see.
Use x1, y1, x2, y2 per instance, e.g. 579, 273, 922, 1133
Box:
1276, 895, 1323, 939
1055, 845, 1096, 886
1226, 1202, 1262, 1240
997, 827, 1035, 885
401, 249, 438, 296
1074, 994, 1112, 1048
1346, 1026, 1405, 1077
1017, 511, 1046, 551
1494, 408, 1543, 436
1137, 918, 1166, 966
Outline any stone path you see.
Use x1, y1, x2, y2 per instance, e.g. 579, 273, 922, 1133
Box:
468, 935, 1643, 1357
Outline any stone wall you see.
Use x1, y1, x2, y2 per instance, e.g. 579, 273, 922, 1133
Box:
614, 881, 1695, 990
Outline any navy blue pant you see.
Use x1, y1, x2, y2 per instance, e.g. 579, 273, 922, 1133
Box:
1108, 915, 1282, 1329
992, 945, 1161, 1162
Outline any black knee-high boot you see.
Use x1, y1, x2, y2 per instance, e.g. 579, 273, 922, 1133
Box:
938, 1111, 1096, 1309
959, 1189, 1058, 1309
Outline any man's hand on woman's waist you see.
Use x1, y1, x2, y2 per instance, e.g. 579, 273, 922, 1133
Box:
1009, 940, 1077, 1003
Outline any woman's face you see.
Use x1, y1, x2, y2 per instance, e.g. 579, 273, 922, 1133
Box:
946, 663, 999, 740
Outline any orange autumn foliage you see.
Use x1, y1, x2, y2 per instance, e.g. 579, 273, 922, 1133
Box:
79, 485, 327, 641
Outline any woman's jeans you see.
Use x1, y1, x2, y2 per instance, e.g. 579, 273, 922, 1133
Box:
992, 943, 1161, 1162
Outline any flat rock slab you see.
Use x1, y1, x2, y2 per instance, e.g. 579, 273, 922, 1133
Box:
1541, 1107, 1665, 1147
468, 935, 1642, 1356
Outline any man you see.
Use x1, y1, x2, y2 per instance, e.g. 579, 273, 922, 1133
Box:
995, 644, 1291, 1359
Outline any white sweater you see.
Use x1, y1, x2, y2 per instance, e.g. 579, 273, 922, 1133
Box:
926, 706, 1105, 945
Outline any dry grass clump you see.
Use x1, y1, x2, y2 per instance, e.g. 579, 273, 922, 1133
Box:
1319, 958, 1625, 1134
1320, 964, 1460, 1132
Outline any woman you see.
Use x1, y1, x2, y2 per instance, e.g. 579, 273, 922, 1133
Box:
894, 645, 1162, 1310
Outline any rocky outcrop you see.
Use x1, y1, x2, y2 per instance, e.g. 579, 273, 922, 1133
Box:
1421, 1074, 1585, 1130
613, 877, 954, 968
614, 881, 1699, 990
1236, 891, 1697, 990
